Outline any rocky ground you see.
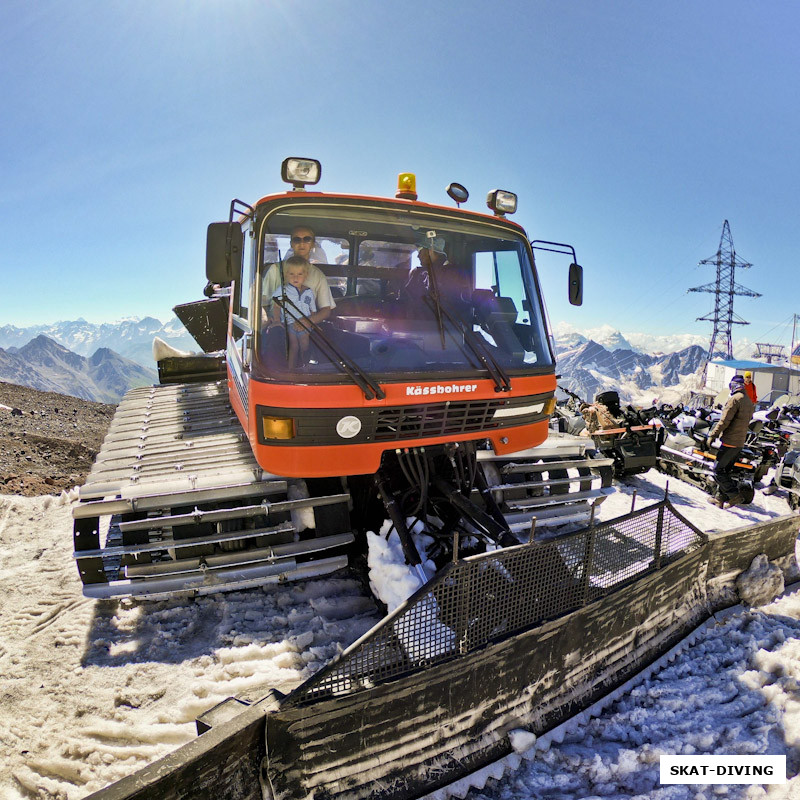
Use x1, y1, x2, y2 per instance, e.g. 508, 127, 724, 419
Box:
0, 380, 115, 496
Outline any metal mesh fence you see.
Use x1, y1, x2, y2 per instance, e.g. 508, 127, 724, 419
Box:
290, 500, 706, 704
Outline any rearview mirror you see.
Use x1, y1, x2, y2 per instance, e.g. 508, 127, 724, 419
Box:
206, 221, 243, 284
568, 262, 583, 306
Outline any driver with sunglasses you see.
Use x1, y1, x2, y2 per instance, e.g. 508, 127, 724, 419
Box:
285, 226, 328, 264
262, 226, 335, 324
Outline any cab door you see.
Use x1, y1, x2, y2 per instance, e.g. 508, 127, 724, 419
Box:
227, 219, 256, 420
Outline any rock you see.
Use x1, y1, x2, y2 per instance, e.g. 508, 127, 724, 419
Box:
0, 379, 115, 498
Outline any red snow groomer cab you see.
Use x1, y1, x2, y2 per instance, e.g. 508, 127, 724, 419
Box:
207, 158, 583, 481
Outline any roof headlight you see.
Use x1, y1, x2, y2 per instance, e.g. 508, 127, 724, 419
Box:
281, 157, 321, 191
446, 182, 469, 206
486, 189, 517, 216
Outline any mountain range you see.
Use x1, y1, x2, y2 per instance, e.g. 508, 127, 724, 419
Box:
555, 339, 707, 404
0, 336, 156, 403
0, 317, 195, 369
0, 317, 709, 406
551, 322, 760, 361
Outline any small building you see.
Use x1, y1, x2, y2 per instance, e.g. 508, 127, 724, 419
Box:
705, 359, 800, 406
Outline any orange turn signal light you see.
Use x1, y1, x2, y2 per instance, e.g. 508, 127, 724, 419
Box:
261, 416, 296, 440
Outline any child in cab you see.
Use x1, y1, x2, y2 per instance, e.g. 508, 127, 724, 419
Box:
270, 256, 317, 368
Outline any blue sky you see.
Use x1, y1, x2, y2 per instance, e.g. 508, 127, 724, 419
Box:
2, 0, 798, 352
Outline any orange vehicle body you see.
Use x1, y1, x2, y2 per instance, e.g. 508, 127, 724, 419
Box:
228, 366, 556, 478
216, 179, 564, 480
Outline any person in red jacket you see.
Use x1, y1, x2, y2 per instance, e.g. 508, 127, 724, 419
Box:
743, 371, 758, 404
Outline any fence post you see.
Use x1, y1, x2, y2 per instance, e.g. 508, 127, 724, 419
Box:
581, 526, 595, 605
654, 502, 664, 570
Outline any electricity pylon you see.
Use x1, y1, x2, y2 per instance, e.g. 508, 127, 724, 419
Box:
689, 220, 760, 362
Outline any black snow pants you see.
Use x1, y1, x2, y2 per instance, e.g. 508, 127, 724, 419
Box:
714, 444, 742, 500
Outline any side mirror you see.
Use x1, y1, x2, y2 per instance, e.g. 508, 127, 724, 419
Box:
206, 221, 243, 284
568, 262, 583, 306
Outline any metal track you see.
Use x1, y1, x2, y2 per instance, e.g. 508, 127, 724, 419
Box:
478, 432, 615, 529
73, 383, 614, 599
72, 381, 353, 599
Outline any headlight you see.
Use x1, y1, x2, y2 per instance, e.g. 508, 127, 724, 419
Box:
281, 157, 321, 189
486, 189, 517, 216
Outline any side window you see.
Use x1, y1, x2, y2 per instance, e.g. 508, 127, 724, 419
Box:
493, 251, 527, 325
316, 237, 348, 298
474, 250, 527, 325
360, 240, 414, 270
263, 234, 290, 264
353, 240, 415, 298
316, 237, 347, 265
234, 221, 254, 322
474, 251, 497, 294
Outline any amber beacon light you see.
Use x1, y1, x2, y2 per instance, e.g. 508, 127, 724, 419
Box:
396, 172, 418, 200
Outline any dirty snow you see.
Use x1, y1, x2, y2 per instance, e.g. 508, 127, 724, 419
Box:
0, 491, 380, 799
0, 468, 798, 799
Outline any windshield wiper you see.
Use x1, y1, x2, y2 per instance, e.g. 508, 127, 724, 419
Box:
425, 258, 448, 349
272, 296, 386, 401
422, 295, 512, 393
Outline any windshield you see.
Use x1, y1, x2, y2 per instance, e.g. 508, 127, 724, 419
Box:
252, 203, 554, 382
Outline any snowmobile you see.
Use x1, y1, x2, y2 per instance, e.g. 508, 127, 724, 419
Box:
761, 414, 800, 509
767, 403, 800, 440
770, 445, 800, 509
554, 387, 663, 478
656, 408, 765, 502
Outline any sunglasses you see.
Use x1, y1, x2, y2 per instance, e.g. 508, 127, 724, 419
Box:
291, 235, 314, 244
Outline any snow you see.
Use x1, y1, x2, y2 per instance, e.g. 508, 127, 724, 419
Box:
460, 587, 800, 800
736, 555, 785, 608
0, 468, 798, 799
552, 323, 756, 363
0, 491, 380, 799
552, 323, 706, 357
151, 336, 194, 361
367, 520, 438, 612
